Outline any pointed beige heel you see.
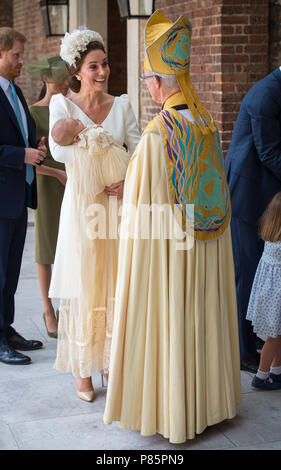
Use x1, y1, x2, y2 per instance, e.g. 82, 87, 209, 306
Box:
77, 390, 95, 402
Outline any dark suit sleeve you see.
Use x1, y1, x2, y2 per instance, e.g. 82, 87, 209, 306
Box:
247, 89, 281, 179
0, 85, 35, 171
0, 144, 25, 170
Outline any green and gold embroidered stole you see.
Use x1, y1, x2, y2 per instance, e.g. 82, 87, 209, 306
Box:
144, 93, 231, 242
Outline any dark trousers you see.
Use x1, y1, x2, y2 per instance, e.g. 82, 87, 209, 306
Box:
230, 216, 264, 360
0, 208, 27, 346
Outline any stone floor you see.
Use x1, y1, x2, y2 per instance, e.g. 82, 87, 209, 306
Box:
1, 218, 281, 450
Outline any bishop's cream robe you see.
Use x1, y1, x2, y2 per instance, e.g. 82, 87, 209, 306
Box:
104, 93, 241, 443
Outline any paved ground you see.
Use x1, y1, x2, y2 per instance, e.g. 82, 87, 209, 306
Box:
1, 215, 281, 450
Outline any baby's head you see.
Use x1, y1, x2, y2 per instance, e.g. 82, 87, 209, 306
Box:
52, 117, 85, 145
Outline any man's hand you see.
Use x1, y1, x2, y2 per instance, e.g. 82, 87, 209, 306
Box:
24, 136, 47, 166
24, 147, 45, 165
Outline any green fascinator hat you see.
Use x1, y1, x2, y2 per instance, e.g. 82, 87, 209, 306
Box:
27, 55, 69, 83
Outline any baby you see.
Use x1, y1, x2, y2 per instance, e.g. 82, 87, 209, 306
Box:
51, 117, 87, 145
51, 117, 130, 191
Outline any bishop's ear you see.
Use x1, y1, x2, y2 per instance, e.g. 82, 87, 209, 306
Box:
154, 75, 161, 88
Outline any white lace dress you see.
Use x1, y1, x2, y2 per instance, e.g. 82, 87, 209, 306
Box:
48, 93, 140, 377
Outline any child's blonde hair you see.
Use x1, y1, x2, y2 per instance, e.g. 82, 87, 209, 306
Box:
260, 192, 281, 242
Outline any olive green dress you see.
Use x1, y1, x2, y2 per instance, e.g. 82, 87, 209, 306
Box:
29, 105, 65, 264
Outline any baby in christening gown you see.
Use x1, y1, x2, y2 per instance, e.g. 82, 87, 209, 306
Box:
51, 117, 130, 193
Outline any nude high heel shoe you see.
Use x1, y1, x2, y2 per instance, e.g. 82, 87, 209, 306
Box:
77, 390, 95, 402
76, 376, 95, 402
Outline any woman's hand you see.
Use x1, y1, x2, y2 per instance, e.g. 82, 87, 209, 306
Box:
56, 169, 67, 186
104, 181, 124, 199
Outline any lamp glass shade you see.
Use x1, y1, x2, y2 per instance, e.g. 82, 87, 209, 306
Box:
130, 0, 153, 16
40, 0, 68, 36
48, 4, 68, 35
117, 0, 154, 19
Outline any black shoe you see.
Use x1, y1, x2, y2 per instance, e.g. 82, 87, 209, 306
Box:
270, 373, 281, 384
252, 375, 281, 390
240, 356, 259, 373
7, 333, 43, 351
0, 344, 31, 365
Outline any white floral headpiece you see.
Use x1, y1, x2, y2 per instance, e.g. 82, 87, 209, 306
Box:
60, 29, 104, 68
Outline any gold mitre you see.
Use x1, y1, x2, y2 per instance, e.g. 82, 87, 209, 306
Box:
144, 10, 216, 134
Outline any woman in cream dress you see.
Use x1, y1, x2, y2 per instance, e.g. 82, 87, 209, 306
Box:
48, 30, 140, 401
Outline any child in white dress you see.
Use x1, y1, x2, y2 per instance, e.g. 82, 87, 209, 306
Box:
246, 192, 281, 390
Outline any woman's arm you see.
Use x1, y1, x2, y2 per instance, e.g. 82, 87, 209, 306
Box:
104, 96, 140, 199
121, 95, 141, 155
35, 164, 67, 186
49, 95, 74, 164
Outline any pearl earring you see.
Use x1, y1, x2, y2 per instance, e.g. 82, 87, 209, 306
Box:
76, 76, 81, 81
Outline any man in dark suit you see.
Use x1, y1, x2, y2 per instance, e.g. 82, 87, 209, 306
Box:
225, 68, 281, 373
0, 27, 46, 365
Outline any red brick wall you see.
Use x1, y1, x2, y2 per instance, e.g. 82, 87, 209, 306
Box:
220, 0, 269, 153
140, 0, 269, 155
140, 0, 225, 133
13, 0, 61, 105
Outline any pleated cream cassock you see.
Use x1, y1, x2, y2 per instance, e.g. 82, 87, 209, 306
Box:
103, 129, 242, 444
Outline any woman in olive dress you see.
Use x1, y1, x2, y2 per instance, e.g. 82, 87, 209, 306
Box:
27, 56, 69, 337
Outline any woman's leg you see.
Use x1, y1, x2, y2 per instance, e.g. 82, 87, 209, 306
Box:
37, 263, 58, 332
76, 376, 95, 402
76, 376, 94, 392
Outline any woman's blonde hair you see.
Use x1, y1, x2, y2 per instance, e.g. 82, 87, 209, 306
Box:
260, 192, 281, 242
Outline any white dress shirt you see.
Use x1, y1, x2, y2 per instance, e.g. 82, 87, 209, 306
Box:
0, 75, 29, 142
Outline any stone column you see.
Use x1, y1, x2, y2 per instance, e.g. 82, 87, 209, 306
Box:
127, 19, 140, 121
70, 0, 107, 46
